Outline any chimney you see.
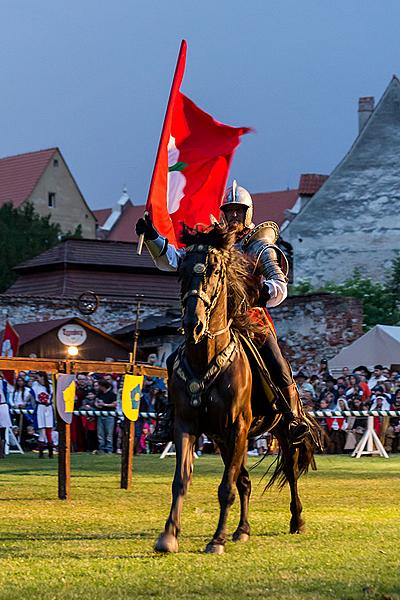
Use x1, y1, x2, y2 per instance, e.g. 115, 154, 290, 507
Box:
358, 96, 374, 132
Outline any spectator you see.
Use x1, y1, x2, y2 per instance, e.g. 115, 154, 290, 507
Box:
317, 358, 332, 381
319, 376, 338, 403
295, 371, 315, 400
0, 376, 12, 458
384, 390, 400, 453
11, 376, 35, 449
368, 365, 387, 390
31, 372, 54, 458
80, 390, 98, 454
95, 378, 117, 454
71, 373, 88, 452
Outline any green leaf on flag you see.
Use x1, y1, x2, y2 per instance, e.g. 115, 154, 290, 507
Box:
168, 162, 188, 172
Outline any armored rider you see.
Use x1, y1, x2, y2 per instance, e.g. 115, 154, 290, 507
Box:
136, 181, 309, 445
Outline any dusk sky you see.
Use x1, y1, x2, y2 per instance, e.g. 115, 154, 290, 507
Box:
1, 1, 400, 209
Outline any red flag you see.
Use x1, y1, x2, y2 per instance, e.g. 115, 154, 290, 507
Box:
1, 320, 20, 385
146, 40, 251, 247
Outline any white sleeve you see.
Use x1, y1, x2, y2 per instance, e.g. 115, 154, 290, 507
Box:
145, 236, 183, 272
264, 279, 288, 307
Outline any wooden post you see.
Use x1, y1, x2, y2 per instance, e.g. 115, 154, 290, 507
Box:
120, 418, 135, 489
57, 364, 71, 500
120, 301, 141, 490
58, 415, 71, 500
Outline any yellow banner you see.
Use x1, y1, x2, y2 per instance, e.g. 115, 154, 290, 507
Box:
122, 375, 143, 421
63, 380, 76, 413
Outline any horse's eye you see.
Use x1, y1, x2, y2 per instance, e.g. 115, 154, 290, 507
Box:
214, 269, 221, 276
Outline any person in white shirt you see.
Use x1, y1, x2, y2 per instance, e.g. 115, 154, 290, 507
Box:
31, 372, 54, 458
0, 377, 12, 458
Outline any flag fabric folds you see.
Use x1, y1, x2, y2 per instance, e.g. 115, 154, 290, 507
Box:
122, 375, 143, 422
146, 40, 251, 247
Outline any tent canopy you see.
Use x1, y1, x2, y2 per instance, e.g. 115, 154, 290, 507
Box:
329, 325, 400, 371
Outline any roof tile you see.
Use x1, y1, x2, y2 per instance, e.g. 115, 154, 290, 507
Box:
0, 148, 57, 208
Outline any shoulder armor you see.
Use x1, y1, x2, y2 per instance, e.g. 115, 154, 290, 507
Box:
241, 221, 280, 249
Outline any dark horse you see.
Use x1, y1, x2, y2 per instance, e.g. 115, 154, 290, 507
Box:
156, 224, 319, 554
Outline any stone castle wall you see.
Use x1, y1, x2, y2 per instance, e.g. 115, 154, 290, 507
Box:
0, 293, 363, 371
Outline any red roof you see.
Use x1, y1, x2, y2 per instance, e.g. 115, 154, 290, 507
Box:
298, 174, 328, 196
0, 148, 57, 208
93, 208, 112, 226
106, 204, 146, 242
97, 190, 298, 243
252, 189, 299, 225
93, 176, 327, 243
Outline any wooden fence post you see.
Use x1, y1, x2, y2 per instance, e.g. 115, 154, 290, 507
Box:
56, 363, 71, 500
57, 415, 71, 500
120, 417, 134, 489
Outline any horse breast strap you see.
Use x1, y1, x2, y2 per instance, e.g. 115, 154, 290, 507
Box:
174, 337, 237, 407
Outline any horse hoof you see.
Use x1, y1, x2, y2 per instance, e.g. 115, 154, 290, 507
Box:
205, 542, 225, 555
232, 531, 250, 543
290, 523, 306, 534
155, 532, 179, 553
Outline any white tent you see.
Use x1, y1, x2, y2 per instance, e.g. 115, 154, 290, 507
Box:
329, 325, 400, 371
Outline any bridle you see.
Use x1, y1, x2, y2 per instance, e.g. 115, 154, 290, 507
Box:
181, 244, 231, 341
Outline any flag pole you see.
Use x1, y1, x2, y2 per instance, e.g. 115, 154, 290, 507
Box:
137, 39, 187, 255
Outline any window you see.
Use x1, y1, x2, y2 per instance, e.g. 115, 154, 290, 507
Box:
53, 158, 59, 167
48, 192, 56, 208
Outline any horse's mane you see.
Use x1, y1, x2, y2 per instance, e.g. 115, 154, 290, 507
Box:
180, 225, 265, 339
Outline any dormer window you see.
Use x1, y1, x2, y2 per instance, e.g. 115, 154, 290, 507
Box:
48, 192, 56, 208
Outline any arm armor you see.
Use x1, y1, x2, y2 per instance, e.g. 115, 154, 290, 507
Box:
241, 222, 289, 307
145, 236, 183, 272
241, 222, 289, 281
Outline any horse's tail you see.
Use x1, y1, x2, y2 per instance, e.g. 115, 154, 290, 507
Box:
265, 413, 323, 491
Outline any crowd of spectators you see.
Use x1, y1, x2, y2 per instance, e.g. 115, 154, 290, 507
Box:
0, 352, 166, 458
1, 356, 399, 458
291, 361, 400, 455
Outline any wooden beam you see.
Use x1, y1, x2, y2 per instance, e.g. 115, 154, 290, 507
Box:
0, 357, 167, 378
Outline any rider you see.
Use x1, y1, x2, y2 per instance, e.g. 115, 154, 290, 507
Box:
136, 181, 309, 445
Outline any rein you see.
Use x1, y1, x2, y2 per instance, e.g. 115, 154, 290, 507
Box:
177, 244, 237, 406
181, 245, 227, 341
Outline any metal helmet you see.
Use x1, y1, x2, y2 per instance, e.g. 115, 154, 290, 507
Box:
221, 180, 253, 228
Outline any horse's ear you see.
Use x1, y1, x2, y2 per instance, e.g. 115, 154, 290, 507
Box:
209, 214, 219, 226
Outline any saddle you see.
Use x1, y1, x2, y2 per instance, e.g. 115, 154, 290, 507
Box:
239, 334, 282, 434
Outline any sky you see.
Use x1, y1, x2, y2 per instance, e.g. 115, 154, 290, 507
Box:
1, 0, 400, 209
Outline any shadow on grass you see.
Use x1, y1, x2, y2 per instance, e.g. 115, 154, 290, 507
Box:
0, 530, 157, 542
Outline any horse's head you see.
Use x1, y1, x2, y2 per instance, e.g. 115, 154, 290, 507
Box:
179, 225, 233, 344
179, 244, 226, 344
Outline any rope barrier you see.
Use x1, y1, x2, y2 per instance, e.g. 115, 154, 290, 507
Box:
8, 407, 400, 417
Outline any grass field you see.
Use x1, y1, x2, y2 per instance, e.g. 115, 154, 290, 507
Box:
0, 453, 399, 600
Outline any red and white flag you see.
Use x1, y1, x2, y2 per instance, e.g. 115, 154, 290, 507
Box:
1, 320, 20, 385
145, 40, 251, 247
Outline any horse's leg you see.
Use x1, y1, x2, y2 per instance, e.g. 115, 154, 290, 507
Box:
155, 422, 196, 553
205, 421, 248, 554
232, 455, 251, 543
279, 434, 305, 534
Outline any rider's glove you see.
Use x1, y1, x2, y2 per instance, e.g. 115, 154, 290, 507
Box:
135, 214, 158, 241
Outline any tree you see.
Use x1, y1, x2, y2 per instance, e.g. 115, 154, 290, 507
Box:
290, 258, 400, 331
0, 202, 82, 293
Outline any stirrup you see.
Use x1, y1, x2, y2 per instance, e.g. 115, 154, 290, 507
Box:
288, 420, 309, 446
